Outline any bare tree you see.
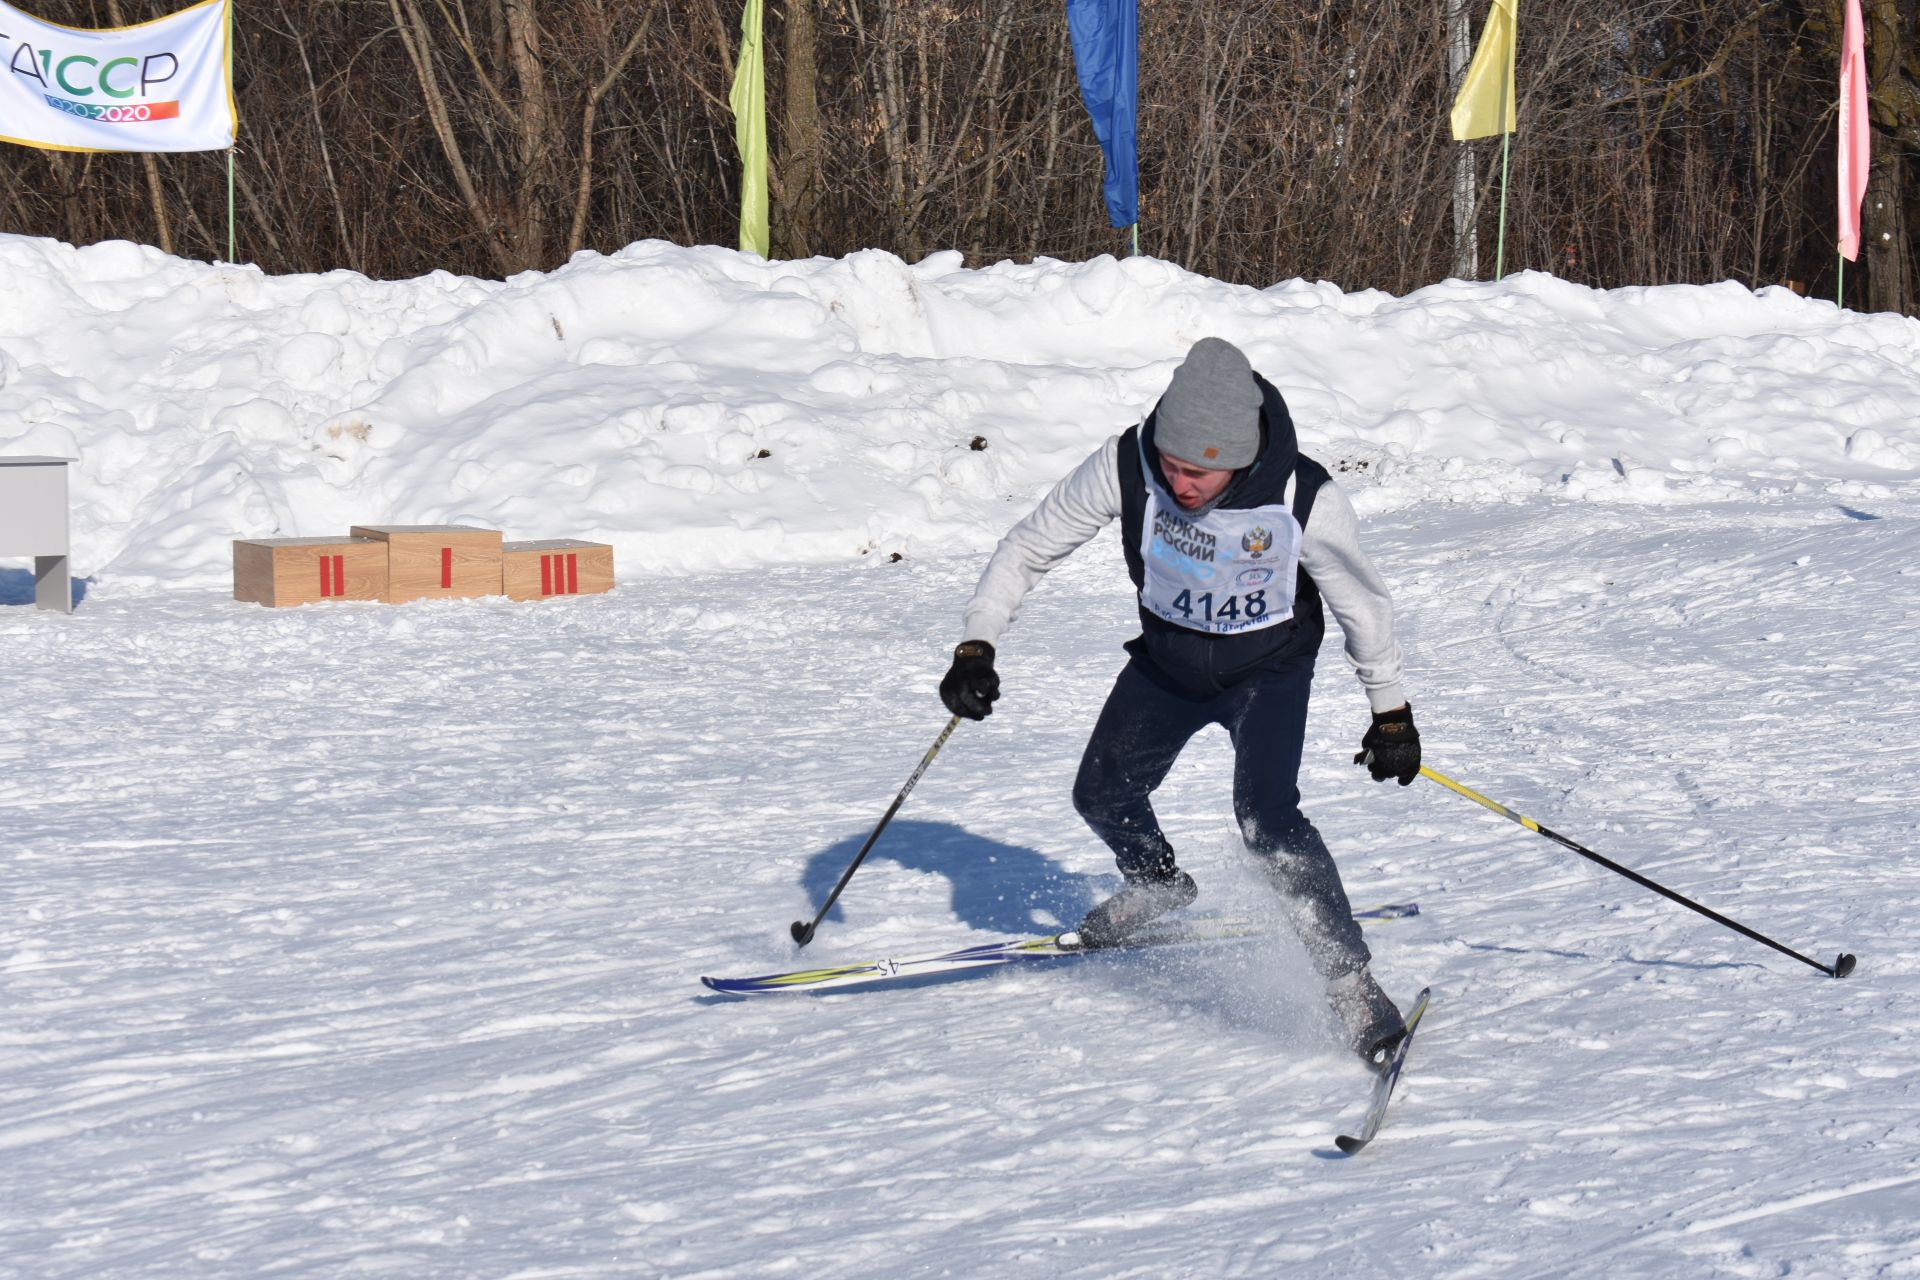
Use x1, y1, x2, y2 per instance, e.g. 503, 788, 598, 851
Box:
0, 0, 1907, 314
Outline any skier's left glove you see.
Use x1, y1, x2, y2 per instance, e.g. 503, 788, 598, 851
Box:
1354, 704, 1420, 785
940, 640, 1000, 720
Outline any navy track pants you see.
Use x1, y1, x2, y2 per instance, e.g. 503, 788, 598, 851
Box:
1071, 658, 1372, 978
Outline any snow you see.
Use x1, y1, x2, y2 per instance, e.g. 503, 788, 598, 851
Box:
3, 234, 1918, 1277
4, 236, 1917, 586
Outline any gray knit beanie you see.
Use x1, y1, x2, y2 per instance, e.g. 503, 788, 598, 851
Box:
1153, 338, 1263, 470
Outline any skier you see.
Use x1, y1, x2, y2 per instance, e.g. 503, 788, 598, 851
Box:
939, 337, 1420, 1066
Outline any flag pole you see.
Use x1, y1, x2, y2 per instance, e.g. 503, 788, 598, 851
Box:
1835, 0, 1869, 312
1495, 24, 1512, 282
225, 0, 236, 263
1496, 133, 1511, 282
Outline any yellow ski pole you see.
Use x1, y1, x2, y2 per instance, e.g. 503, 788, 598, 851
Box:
1418, 765, 1856, 979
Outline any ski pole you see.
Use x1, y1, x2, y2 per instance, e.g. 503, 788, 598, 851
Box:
791, 716, 963, 948
1417, 765, 1856, 979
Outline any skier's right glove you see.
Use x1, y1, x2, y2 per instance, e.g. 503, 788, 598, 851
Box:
939, 640, 1000, 720
1354, 703, 1420, 785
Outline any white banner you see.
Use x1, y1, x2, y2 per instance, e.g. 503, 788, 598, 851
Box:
0, 0, 233, 153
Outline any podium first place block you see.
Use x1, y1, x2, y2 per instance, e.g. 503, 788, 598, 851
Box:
502, 540, 614, 601
233, 536, 387, 607
349, 525, 503, 603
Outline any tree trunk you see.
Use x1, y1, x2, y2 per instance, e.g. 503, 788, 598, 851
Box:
1447, 0, 1477, 279
1861, 157, 1910, 313
1862, 0, 1917, 315
504, 1, 554, 271
780, 0, 822, 258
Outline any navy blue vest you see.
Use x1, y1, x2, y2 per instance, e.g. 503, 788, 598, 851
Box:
1117, 373, 1329, 698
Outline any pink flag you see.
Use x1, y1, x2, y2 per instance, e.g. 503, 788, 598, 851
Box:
1838, 0, 1869, 261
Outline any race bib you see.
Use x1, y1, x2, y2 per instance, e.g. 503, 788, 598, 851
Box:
1139, 476, 1300, 635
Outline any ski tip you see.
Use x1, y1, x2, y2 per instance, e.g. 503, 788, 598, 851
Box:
1833, 953, 1857, 979
1334, 1134, 1368, 1155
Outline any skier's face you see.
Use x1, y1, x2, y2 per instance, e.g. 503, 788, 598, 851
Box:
1161, 453, 1236, 510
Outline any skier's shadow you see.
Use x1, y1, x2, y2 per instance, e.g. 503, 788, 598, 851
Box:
797, 819, 1100, 936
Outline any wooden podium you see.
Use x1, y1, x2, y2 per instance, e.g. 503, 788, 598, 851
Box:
502, 540, 615, 601
233, 536, 388, 606
232, 524, 613, 607
349, 525, 504, 603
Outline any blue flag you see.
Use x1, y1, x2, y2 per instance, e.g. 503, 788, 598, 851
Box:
1066, 0, 1138, 229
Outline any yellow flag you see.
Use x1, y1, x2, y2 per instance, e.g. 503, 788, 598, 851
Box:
728, 0, 769, 256
1450, 0, 1518, 141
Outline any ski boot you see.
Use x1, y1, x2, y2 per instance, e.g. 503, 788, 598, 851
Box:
1328, 966, 1406, 1072
1072, 867, 1199, 949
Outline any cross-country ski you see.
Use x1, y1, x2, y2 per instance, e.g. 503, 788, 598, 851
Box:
702, 904, 1421, 996
703, 916, 1266, 996
1335, 986, 1434, 1155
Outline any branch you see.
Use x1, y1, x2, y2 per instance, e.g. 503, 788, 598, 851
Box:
570, 0, 664, 255
387, 0, 515, 274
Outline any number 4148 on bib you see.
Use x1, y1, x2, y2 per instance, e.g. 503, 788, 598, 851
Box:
1170, 588, 1268, 623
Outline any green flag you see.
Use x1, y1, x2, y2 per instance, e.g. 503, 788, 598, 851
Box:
728, 0, 769, 257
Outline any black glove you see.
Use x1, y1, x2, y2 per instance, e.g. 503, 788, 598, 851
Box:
1354, 704, 1420, 785
939, 640, 1000, 720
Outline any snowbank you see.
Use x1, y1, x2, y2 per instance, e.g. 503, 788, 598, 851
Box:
1, 234, 1915, 587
